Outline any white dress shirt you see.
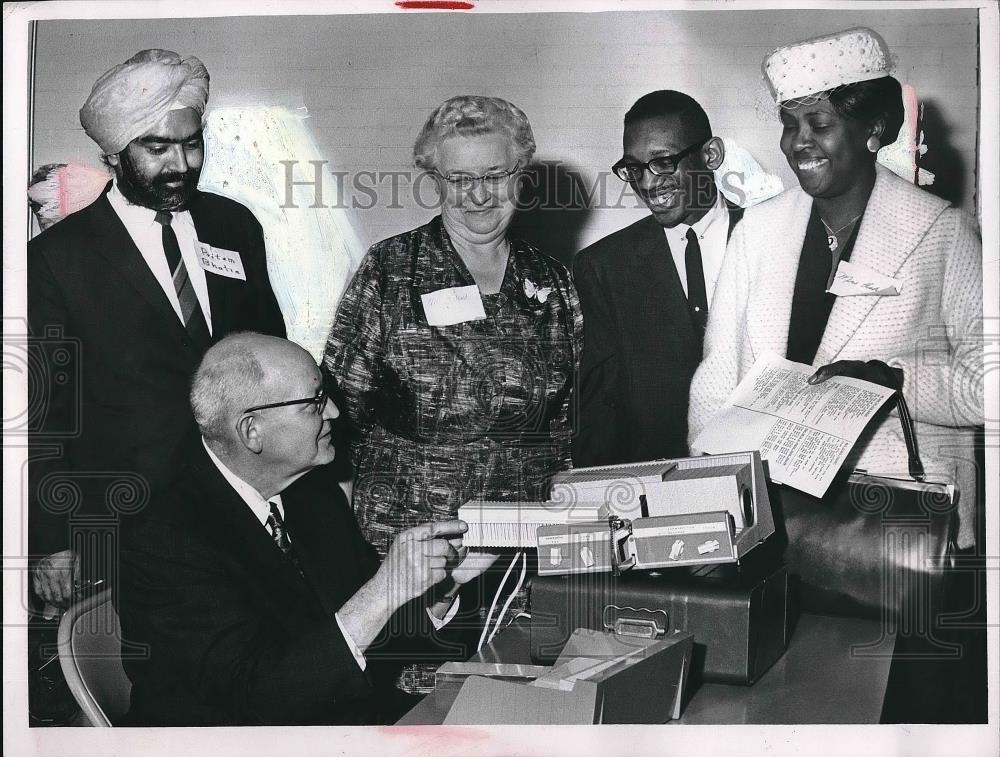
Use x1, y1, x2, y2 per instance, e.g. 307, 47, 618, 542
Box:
201, 439, 458, 672
662, 191, 730, 306
107, 182, 213, 334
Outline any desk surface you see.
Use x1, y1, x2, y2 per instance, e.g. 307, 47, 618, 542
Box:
397, 613, 895, 725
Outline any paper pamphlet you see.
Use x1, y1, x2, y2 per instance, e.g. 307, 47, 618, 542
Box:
691, 353, 896, 497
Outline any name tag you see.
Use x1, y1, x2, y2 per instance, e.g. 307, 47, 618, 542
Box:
827, 260, 901, 297
195, 241, 247, 281
420, 285, 487, 326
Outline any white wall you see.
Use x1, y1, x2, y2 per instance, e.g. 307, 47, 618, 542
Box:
31, 8, 980, 263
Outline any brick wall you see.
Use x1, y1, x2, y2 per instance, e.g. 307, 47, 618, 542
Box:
31, 8, 980, 261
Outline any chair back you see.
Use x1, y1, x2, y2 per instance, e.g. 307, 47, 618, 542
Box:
57, 588, 132, 726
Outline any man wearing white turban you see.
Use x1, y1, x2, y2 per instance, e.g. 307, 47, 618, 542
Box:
27, 49, 287, 615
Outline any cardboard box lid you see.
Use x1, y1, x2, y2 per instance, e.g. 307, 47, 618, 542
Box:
442, 629, 694, 724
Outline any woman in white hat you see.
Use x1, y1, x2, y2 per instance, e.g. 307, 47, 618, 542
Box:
688, 28, 983, 550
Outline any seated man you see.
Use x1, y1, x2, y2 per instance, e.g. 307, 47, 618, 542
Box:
116, 332, 492, 725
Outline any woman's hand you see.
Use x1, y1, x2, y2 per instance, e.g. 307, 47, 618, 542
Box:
808, 359, 903, 390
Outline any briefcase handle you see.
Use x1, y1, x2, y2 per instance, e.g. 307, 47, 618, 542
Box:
865, 360, 924, 482
602, 604, 668, 639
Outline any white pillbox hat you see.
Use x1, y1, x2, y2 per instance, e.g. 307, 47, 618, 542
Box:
762, 27, 892, 103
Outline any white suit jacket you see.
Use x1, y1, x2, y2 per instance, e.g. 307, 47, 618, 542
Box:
689, 164, 983, 547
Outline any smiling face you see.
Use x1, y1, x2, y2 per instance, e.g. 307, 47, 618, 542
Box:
433, 132, 521, 246
779, 98, 875, 199
622, 114, 717, 229
108, 107, 204, 211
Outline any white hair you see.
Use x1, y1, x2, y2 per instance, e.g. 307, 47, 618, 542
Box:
413, 95, 536, 172
189, 333, 268, 447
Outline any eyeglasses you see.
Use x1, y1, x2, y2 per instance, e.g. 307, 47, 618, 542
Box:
242, 372, 330, 416
611, 139, 709, 182
435, 165, 521, 191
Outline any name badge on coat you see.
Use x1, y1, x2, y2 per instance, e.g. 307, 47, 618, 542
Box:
827, 260, 902, 297
420, 285, 487, 326
195, 241, 247, 281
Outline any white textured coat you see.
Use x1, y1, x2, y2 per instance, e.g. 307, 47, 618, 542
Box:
689, 164, 983, 547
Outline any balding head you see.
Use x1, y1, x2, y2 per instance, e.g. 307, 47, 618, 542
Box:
190, 333, 339, 495
190, 332, 310, 449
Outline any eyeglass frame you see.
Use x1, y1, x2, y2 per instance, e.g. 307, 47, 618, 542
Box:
433, 164, 522, 191
242, 371, 331, 415
611, 138, 710, 183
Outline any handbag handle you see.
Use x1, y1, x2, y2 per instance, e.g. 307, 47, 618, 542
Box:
865, 360, 925, 481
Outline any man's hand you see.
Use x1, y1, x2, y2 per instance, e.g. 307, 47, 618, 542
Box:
808, 360, 903, 390
32, 549, 79, 614
380, 520, 468, 608
337, 520, 469, 654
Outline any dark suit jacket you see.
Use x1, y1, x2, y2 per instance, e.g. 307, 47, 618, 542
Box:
27, 187, 286, 560
572, 203, 743, 467
117, 442, 415, 726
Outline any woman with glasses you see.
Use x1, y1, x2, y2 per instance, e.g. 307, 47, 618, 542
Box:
689, 28, 983, 550
324, 95, 581, 693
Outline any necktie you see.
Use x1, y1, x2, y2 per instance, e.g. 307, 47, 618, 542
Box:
685, 227, 709, 341
154, 210, 210, 347
266, 502, 293, 556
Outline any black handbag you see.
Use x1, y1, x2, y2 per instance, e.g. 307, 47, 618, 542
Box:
775, 361, 957, 620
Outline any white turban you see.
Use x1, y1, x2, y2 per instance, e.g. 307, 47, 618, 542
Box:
79, 49, 209, 155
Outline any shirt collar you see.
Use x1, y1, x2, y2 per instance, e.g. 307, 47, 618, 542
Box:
686, 190, 727, 238
202, 437, 281, 527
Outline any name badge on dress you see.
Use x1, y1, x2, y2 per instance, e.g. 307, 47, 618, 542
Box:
421, 285, 487, 326
195, 241, 247, 281
827, 260, 901, 297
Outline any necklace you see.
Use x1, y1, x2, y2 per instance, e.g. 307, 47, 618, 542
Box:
820, 213, 863, 253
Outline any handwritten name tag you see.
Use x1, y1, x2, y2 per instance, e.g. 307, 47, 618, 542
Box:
195, 241, 247, 281
421, 285, 487, 326
828, 260, 901, 297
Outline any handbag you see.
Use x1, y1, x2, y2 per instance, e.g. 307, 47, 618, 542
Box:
776, 361, 957, 620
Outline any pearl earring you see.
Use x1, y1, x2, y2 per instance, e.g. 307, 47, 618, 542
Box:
866, 135, 880, 153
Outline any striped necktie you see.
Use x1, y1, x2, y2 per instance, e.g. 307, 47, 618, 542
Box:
266, 502, 293, 556
154, 210, 210, 347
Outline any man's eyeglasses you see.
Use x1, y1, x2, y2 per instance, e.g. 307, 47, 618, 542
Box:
611, 139, 709, 183
243, 373, 330, 416
435, 165, 521, 191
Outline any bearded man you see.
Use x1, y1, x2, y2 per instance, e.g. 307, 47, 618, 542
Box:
27, 49, 286, 613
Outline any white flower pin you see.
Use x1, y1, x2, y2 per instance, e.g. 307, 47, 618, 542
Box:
523, 278, 553, 304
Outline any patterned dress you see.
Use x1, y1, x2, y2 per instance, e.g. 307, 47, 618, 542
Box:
324, 215, 582, 691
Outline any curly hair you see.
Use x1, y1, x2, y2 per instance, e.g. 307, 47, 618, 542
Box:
413, 95, 536, 171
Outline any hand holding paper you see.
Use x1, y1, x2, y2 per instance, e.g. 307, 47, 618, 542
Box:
691, 353, 896, 497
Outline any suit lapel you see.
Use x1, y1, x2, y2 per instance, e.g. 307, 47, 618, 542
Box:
746, 188, 814, 360
281, 475, 373, 616
86, 192, 193, 343
631, 217, 699, 349
814, 165, 949, 364
189, 193, 231, 336
188, 444, 318, 607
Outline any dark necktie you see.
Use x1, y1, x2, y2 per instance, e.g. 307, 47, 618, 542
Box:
685, 227, 709, 341
154, 210, 210, 347
266, 501, 293, 556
